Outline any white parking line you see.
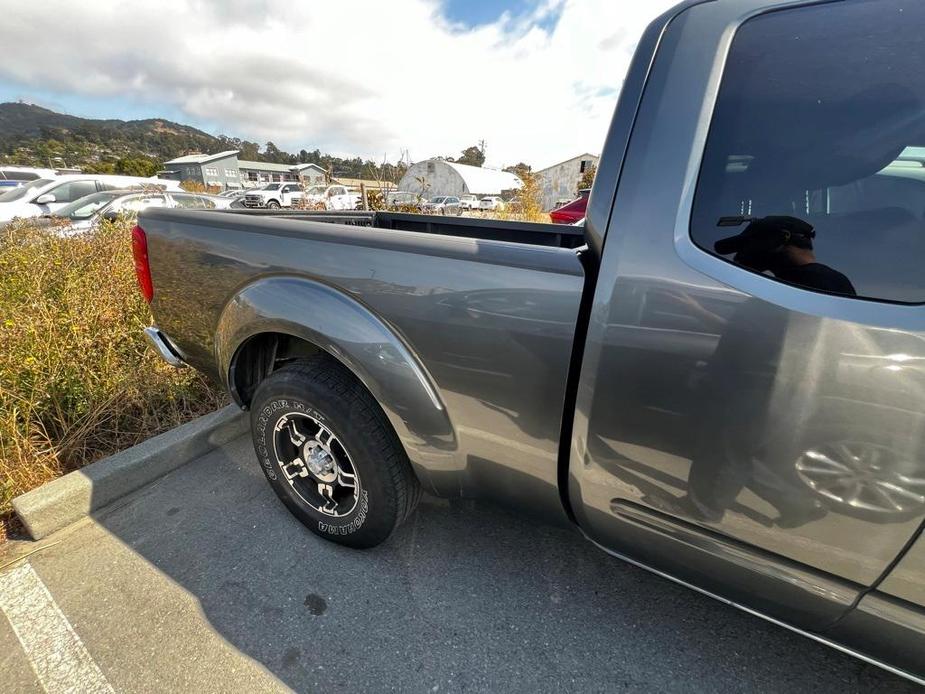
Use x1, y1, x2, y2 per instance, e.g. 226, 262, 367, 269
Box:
0, 562, 113, 694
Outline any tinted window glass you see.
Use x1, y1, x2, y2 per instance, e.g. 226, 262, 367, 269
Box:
172, 193, 206, 209
0, 170, 39, 181
119, 195, 167, 213
56, 191, 123, 219
49, 180, 98, 204
0, 178, 53, 202
691, 0, 925, 303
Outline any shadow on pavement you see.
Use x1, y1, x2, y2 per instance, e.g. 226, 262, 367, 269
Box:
77, 435, 916, 692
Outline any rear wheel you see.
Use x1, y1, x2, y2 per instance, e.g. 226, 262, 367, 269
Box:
250, 356, 421, 548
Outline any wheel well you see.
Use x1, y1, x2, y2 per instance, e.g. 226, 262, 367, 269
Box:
229, 332, 323, 407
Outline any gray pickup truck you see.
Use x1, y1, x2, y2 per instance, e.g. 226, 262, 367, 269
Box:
135, 0, 925, 681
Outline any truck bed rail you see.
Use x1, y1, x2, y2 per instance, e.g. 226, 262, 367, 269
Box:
220, 209, 585, 248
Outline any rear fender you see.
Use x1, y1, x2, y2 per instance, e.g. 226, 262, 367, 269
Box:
216, 276, 458, 491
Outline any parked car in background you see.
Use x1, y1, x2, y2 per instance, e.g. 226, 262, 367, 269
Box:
477, 196, 504, 211
458, 194, 479, 211
387, 191, 420, 207
421, 196, 462, 215
302, 184, 361, 211
549, 189, 591, 225
0, 174, 181, 222
219, 189, 246, 199
0, 166, 57, 191
242, 182, 304, 209
506, 197, 523, 213
550, 197, 585, 224
31, 188, 231, 235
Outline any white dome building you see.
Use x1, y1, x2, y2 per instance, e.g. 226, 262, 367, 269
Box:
398, 159, 523, 198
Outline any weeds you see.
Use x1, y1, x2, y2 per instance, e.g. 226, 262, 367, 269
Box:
0, 219, 225, 539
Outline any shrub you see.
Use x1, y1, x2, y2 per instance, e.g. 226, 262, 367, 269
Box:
0, 219, 225, 537
179, 179, 221, 194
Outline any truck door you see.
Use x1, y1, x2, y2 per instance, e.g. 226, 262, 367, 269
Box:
570, 0, 925, 631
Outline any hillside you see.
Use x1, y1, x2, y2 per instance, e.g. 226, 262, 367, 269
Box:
0, 102, 403, 180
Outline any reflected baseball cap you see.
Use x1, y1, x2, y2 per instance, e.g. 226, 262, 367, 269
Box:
714, 215, 815, 255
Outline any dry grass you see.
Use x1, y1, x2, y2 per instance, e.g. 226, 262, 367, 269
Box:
0, 219, 225, 540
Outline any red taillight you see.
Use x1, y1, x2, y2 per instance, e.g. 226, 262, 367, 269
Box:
131, 225, 154, 303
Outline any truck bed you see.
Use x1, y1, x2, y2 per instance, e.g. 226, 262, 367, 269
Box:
222, 208, 586, 248
139, 205, 586, 519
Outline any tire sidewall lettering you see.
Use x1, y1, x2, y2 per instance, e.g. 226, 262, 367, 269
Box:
257, 397, 366, 534
318, 490, 369, 536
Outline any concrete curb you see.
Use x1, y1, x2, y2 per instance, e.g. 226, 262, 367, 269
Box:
12, 405, 248, 540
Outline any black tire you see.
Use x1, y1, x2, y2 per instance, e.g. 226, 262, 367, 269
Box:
266, 200, 281, 209
250, 356, 421, 548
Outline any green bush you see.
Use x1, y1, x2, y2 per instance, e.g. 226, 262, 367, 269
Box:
0, 219, 225, 533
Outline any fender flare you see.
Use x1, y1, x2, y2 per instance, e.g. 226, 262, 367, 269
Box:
215, 276, 458, 488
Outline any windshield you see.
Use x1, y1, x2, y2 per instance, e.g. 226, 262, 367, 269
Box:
54, 191, 123, 220
0, 178, 53, 203
260, 183, 282, 191
306, 186, 327, 195
431, 197, 447, 203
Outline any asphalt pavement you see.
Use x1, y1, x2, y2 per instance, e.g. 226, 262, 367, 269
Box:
0, 435, 919, 693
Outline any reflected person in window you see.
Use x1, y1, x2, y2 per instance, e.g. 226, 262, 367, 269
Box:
714, 215, 856, 296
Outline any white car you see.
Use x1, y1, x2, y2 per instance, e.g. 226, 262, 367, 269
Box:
36, 189, 231, 235
477, 196, 504, 211
242, 182, 304, 209
458, 194, 479, 211
303, 184, 361, 211
0, 174, 181, 222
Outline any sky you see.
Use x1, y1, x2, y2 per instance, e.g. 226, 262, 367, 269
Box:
0, 0, 678, 169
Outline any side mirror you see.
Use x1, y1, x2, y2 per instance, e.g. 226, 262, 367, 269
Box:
102, 210, 120, 222
34, 193, 56, 205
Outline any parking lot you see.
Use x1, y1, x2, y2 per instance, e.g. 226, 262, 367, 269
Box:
0, 435, 917, 693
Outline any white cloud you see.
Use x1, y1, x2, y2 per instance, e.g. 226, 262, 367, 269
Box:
0, 0, 677, 167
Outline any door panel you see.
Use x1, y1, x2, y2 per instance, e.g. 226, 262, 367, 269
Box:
570, 0, 925, 630
878, 531, 925, 607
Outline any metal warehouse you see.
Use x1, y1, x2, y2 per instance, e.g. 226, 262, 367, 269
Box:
397, 159, 523, 198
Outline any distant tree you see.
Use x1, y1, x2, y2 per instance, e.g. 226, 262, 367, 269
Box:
457, 145, 485, 167
515, 170, 545, 223
577, 162, 597, 193
264, 141, 283, 163
503, 162, 532, 180
84, 162, 116, 174
115, 156, 159, 177
239, 141, 260, 160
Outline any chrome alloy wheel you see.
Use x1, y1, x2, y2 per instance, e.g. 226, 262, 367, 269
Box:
272, 412, 361, 517
795, 441, 925, 516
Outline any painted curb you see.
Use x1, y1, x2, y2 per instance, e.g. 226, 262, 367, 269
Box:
12, 405, 248, 540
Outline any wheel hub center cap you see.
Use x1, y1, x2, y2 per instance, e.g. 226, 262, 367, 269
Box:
303, 443, 336, 479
